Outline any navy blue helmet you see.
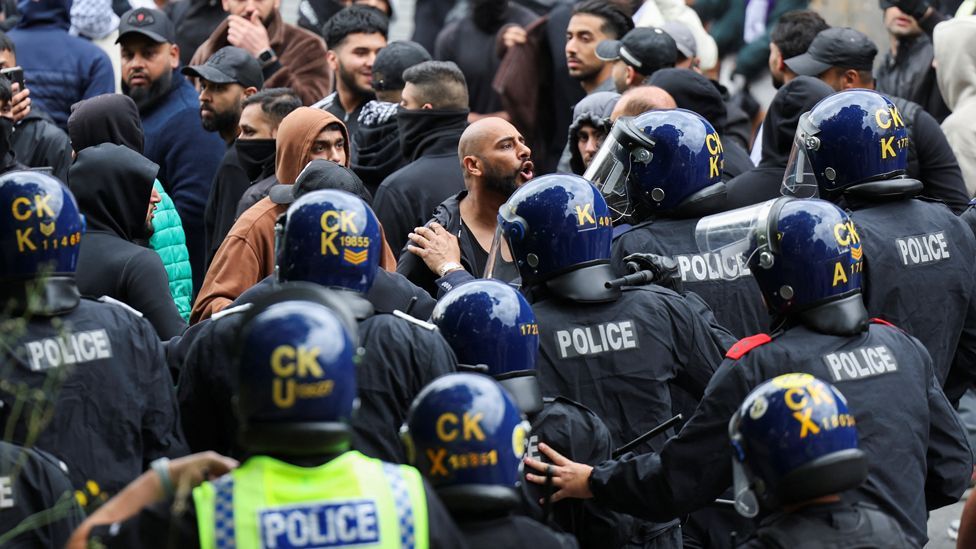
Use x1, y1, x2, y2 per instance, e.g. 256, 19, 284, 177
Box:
585, 108, 725, 222
276, 189, 382, 293
401, 373, 530, 508
0, 170, 85, 280
729, 373, 866, 515
236, 296, 360, 455
487, 174, 613, 289
696, 197, 863, 319
782, 89, 908, 199
431, 279, 543, 414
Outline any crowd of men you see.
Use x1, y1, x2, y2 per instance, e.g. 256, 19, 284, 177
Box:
4, 0, 976, 547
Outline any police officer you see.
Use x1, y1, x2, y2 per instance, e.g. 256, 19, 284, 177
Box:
177, 190, 457, 462
730, 373, 913, 548
0, 440, 84, 546
402, 372, 576, 548
432, 279, 641, 548
486, 174, 736, 547
0, 170, 187, 501
592, 108, 766, 338
783, 88, 976, 405
523, 197, 972, 547
71, 296, 467, 548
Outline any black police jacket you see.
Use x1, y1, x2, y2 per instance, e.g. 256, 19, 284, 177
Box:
176, 285, 457, 461
523, 396, 672, 549
738, 501, 914, 549
611, 216, 767, 339
0, 441, 84, 547
533, 284, 734, 456
0, 298, 189, 499
588, 321, 973, 546
846, 193, 976, 404
458, 513, 580, 549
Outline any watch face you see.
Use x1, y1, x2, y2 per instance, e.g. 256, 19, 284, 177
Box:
259, 50, 274, 62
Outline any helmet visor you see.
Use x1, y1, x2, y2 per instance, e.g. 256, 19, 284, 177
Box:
695, 198, 785, 276
584, 118, 654, 224
484, 225, 520, 285
780, 112, 820, 199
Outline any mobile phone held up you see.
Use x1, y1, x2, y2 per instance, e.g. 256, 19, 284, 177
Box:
1, 67, 24, 92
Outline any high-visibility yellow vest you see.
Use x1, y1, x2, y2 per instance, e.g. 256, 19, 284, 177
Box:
193, 451, 430, 549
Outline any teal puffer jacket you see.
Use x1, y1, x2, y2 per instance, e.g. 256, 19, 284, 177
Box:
149, 181, 193, 321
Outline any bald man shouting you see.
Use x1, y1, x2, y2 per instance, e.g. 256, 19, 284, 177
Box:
397, 117, 534, 297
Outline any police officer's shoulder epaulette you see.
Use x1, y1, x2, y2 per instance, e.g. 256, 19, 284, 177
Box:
97, 295, 143, 318
212, 303, 254, 321
392, 309, 437, 331
725, 333, 772, 360
870, 317, 908, 334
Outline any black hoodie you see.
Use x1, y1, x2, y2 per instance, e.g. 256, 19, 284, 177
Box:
647, 68, 754, 181
725, 77, 834, 209
70, 143, 187, 339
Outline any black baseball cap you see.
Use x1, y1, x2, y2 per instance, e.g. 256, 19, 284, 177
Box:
182, 46, 264, 90
595, 27, 677, 75
785, 27, 878, 76
372, 41, 431, 92
116, 8, 176, 44
269, 160, 371, 206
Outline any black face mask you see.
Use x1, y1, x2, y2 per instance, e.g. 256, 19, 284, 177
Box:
396, 107, 469, 162
235, 138, 276, 182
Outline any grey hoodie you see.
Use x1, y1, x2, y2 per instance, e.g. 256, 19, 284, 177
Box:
564, 91, 620, 174
935, 16, 976, 196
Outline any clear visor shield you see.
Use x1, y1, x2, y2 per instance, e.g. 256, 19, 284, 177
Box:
694, 198, 782, 274
780, 113, 821, 199
484, 225, 520, 285
583, 120, 653, 224
728, 411, 760, 518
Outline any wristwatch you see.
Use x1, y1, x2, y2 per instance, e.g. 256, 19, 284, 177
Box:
257, 48, 277, 67
437, 261, 464, 278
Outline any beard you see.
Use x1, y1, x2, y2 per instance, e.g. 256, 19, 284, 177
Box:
483, 163, 519, 197
338, 60, 374, 98
569, 62, 603, 83
124, 69, 172, 112
202, 103, 242, 134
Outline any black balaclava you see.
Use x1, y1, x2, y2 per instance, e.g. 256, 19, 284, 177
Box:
236, 138, 277, 182
68, 94, 145, 154
396, 107, 468, 162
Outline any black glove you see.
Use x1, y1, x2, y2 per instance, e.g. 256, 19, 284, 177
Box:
623, 253, 683, 293
884, 0, 931, 20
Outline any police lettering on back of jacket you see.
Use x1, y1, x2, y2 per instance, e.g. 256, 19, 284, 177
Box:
433, 280, 635, 548
590, 108, 766, 338
487, 174, 735, 548
0, 170, 187, 507
783, 88, 976, 405
524, 197, 972, 547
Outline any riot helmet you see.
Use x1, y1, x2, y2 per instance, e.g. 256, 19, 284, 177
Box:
696, 198, 865, 331
486, 174, 617, 302
782, 89, 908, 200
728, 373, 867, 516
276, 189, 382, 294
235, 289, 361, 456
0, 170, 86, 315
0, 170, 85, 280
585, 108, 725, 223
401, 372, 530, 512
431, 279, 543, 415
